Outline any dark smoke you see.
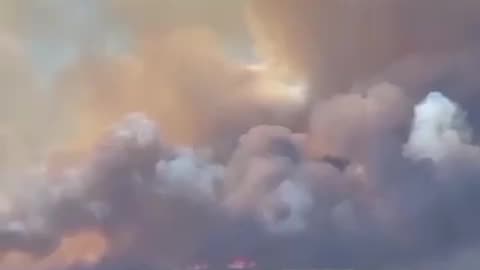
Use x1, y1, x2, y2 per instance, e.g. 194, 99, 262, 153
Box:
3, 93, 480, 270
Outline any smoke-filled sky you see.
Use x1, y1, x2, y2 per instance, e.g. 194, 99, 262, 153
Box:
3, 1, 480, 270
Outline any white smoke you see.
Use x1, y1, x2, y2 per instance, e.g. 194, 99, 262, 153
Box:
155, 148, 224, 201
260, 180, 313, 234
404, 91, 473, 162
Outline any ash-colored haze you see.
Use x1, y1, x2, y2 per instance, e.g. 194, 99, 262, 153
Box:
249, 0, 480, 94
2, 1, 480, 270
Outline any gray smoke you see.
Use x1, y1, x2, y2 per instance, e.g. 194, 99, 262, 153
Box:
2, 88, 480, 270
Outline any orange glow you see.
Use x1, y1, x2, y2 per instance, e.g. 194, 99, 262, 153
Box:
1, 230, 108, 270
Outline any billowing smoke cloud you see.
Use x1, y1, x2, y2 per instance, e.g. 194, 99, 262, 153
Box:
2, 90, 480, 270
404, 92, 474, 162
55, 27, 306, 159
3, 0, 480, 270
248, 0, 480, 95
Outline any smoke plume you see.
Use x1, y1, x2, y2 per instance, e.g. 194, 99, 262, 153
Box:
2, 0, 480, 270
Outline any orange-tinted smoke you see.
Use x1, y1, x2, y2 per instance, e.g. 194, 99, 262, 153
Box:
57, 28, 305, 154
1, 230, 108, 270
247, 0, 480, 96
